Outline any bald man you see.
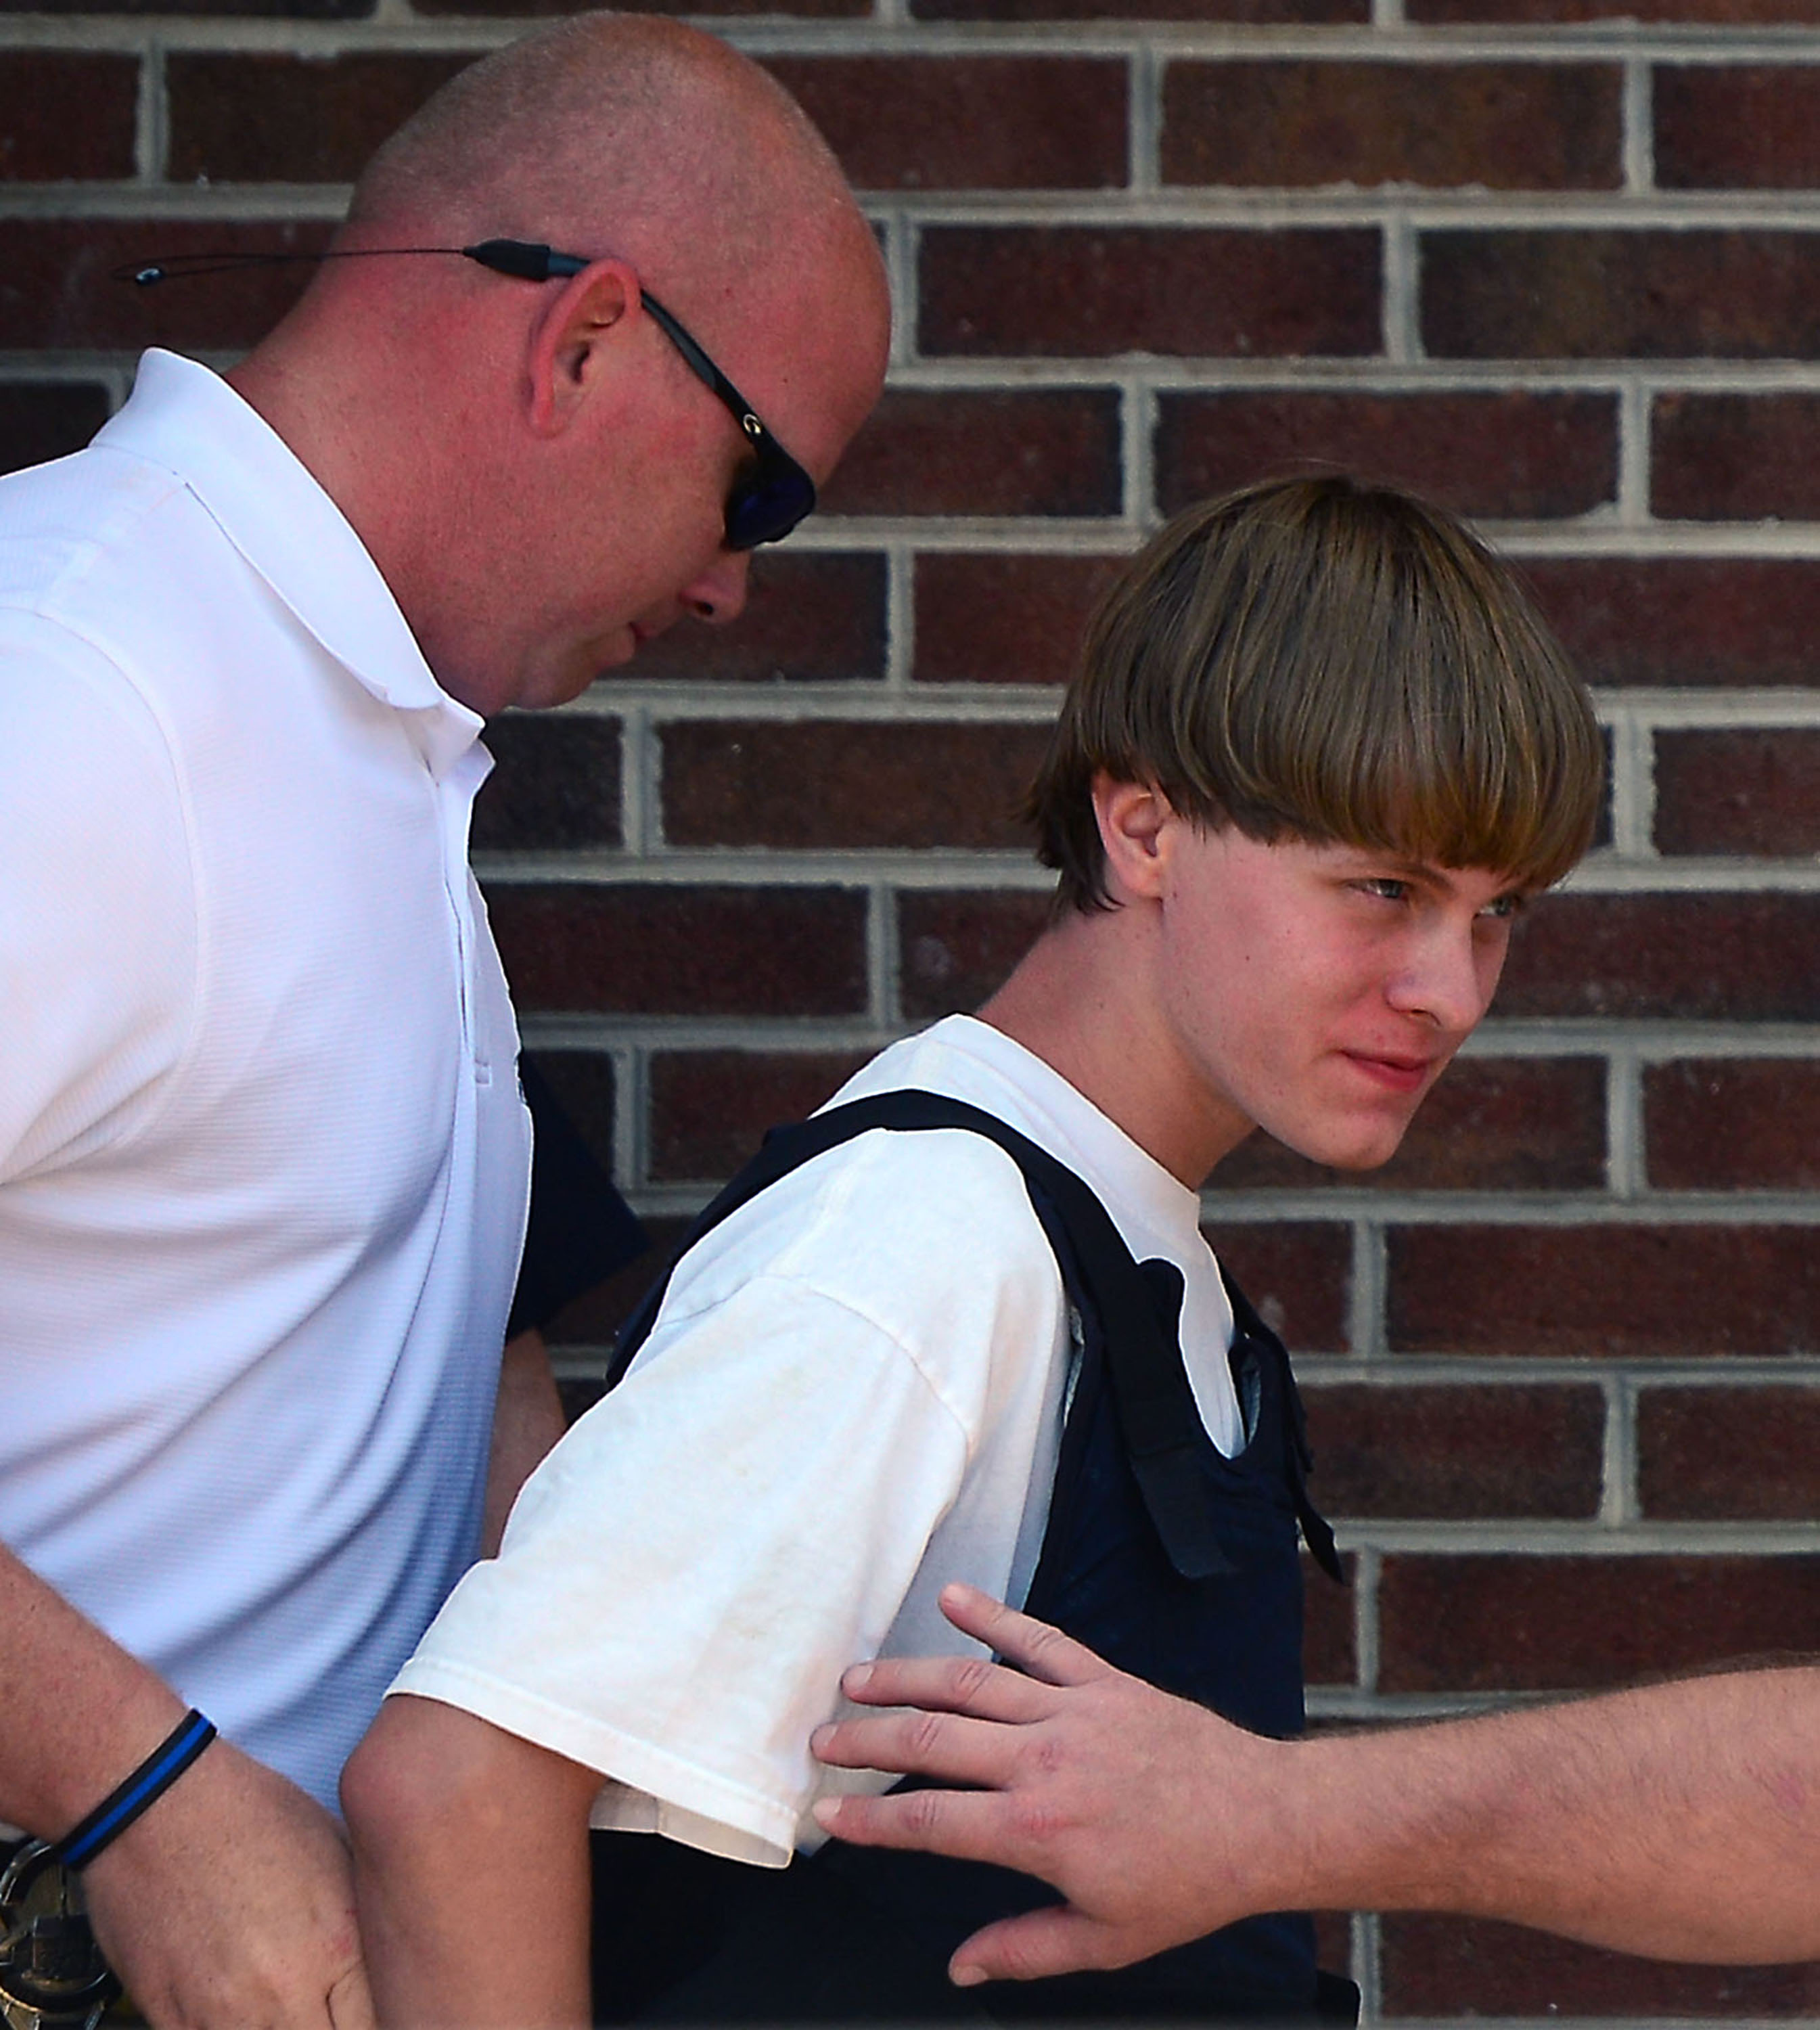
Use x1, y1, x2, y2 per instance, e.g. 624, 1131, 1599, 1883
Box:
0, 18, 887, 2030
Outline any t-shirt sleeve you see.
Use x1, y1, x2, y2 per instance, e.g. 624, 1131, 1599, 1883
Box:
0, 621, 198, 1183
392, 1131, 1063, 1866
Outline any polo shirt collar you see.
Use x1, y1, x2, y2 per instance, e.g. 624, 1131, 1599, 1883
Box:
97, 350, 484, 777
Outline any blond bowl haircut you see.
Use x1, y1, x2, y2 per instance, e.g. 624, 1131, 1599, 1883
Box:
1028, 474, 1604, 917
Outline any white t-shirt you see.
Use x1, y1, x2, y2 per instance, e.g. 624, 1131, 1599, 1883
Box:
394, 1016, 1240, 1866
0, 350, 531, 1813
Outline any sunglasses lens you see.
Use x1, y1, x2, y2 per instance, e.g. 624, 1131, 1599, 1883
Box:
724, 457, 817, 551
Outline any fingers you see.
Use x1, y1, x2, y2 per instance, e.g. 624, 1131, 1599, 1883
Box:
811, 1786, 1022, 1869
327, 1963, 378, 2030
949, 1906, 1129, 1987
812, 1702, 1047, 1787
935, 1585, 1111, 1690
836, 1652, 1052, 1725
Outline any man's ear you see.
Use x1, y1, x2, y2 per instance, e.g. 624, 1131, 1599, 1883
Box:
1093, 775, 1177, 903
525, 260, 641, 438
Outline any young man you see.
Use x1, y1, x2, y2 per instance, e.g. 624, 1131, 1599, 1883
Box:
342, 475, 1603, 2027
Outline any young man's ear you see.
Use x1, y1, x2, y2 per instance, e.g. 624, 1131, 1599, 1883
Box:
1092, 775, 1177, 903
525, 260, 640, 438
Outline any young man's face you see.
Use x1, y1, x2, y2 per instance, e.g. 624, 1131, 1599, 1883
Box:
1147, 820, 1529, 1173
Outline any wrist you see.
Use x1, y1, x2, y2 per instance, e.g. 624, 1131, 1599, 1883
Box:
49, 1711, 218, 1870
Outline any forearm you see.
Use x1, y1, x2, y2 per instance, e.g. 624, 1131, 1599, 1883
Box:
344, 1695, 597, 2029
482, 1329, 567, 1558
1282, 1667, 1820, 1961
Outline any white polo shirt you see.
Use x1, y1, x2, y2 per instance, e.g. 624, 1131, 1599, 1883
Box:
0, 350, 531, 1813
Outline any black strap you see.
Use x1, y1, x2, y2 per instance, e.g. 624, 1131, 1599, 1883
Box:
608, 1091, 1254, 1583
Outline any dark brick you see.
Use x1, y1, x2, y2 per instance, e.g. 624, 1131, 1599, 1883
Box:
1156, 390, 1616, 521
821, 390, 1122, 519
1388, 1223, 1820, 1359
1656, 64, 1820, 189
1208, 1221, 1353, 1352
1654, 728, 1820, 857
1654, 393, 1820, 521
1524, 556, 1820, 689
913, 554, 1126, 687
1645, 1060, 1820, 1192
0, 219, 329, 352
473, 716, 620, 853
1640, 1385, 1820, 1520
916, 0, 1364, 20
763, 56, 1124, 193
1303, 1383, 1604, 1518
920, 227, 1380, 359
899, 890, 1053, 1018
1497, 893, 1820, 1022
649, 1049, 871, 1182
661, 721, 1051, 851
0, 382, 109, 476
1413, 0, 1820, 26
1379, 1552, 1820, 1692
0, 55, 137, 179
614, 553, 886, 685
1213, 1058, 1606, 1194
1311, 1910, 1352, 1972
1304, 1550, 1356, 1686
487, 884, 868, 1017
168, 53, 468, 185
522, 1047, 620, 1175
1382, 1913, 1820, 2017
1162, 61, 1620, 191
0, 0, 369, 18
417, 0, 863, 16
545, 1215, 686, 1353
1423, 229, 1820, 360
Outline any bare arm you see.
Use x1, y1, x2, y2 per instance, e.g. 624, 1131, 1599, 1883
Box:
0, 1541, 371, 2029
482, 1328, 567, 1558
342, 1694, 600, 2030
812, 1583, 1820, 1986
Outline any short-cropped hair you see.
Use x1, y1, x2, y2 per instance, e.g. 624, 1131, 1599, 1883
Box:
1027, 474, 1604, 915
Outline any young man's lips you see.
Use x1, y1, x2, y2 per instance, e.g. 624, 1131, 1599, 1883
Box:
1342, 1050, 1437, 1093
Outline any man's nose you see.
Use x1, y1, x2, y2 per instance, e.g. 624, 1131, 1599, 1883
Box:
1385, 918, 1499, 1034
684, 549, 752, 626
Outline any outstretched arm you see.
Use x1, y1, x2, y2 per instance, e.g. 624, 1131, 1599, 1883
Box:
812, 1583, 1820, 1986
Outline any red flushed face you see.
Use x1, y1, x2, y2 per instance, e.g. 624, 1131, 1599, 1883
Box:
1145, 823, 1528, 1173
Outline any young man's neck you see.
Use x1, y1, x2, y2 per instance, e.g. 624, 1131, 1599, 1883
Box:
977, 907, 1254, 1190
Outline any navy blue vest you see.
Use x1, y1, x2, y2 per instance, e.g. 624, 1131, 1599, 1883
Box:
589, 1091, 1357, 2025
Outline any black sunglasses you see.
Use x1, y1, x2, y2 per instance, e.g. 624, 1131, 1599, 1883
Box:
119, 237, 818, 551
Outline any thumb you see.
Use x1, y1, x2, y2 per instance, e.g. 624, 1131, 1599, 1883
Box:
949, 1905, 1123, 1987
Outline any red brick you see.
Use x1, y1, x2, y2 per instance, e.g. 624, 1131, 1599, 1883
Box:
1645, 1060, 1820, 1192
1213, 1059, 1606, 1194
1303, 1383, 1604, 1518
3, 0, 369, 17
1382, 1914, 1820, 2017
1156, 390, 1616, 521
1639, 1384, 1820, 1520
661, 721, 1051, 851
524, 1047, 620, 1173
1497, 893, 1820, 1022
1654, 729, 1820, 857
1207, 1221, 1353, 1353
1162, 61, 1620, 191
1654, 393, 1820, 520
649, 1049, 872, 1182
1423, 229, 1820, 360
0, 382, 109, 476
913, 554, 1126, 687
1304, 1550, 1357, 1686
472, 717, 620, 853
0, 55, 137, 179
487, 884, 868, 1017
617, 554, 886, 685
167, 53, 467, 184
0, 219, 329, 353
763, 56, 1124, 193
899, 890, 1053, 1018
920, 227, 1380, 359
915, 0, 1363, 20
1656, 64, 1820, 189
1311, 1910, 1352, 1972
1413, 0, 1820, 24
1380, 1552, 1820, 1692
1388, 1223, 1820, 1359
417, 0, 862, 16
1524, 556, 1820, 688
821, 390, 1121, 520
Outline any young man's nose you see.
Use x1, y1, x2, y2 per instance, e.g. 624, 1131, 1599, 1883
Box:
1385, 919, 1497, 1033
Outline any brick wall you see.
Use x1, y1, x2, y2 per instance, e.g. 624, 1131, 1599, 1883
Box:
5, 1, 1818, 2015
